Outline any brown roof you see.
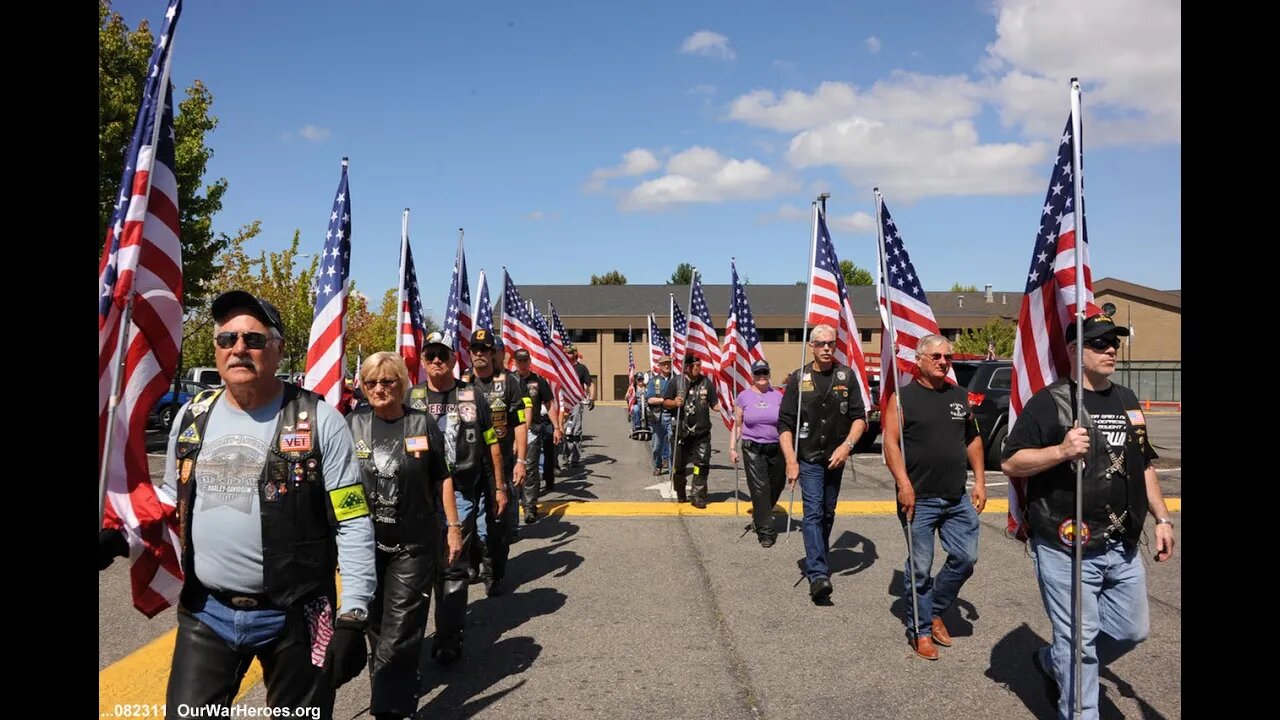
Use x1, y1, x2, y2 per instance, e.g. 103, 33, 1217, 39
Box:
1094, 278, 1181, 312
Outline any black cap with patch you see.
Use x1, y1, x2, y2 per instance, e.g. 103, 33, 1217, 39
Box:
1065, 313, 1130, 344
470, 328, 495, 348
212, 290, 285, 336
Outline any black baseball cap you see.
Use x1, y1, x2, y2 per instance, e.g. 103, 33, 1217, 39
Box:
212, 291, 284, 336
684, 353, 699, 365
1065, 313, 1130, 344
751, 360, 771, 375
470, 328, 495, 348
423, 331, 449, 349
513, 348, 531, 361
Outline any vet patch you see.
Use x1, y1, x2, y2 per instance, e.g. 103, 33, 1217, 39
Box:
280, 432, 312, 453
178, 424, 201, 443
329, 485, 370, 522
354, 439, 372, 459
405, 435, 430, 453
179, 458, 193, 485
1126, 409, 1146, 425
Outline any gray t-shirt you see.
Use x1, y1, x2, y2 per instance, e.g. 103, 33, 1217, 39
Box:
161, 389, 376, 613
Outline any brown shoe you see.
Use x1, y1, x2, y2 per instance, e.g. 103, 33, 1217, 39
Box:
910, 635, 940, 661
930, 617, 953, 647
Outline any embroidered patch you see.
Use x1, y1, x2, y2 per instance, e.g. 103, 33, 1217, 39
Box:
410, 388, 427, 400
280, 432, 312, 452
836, 370, 847, 381
405, 435, 430, 453
330, 485, 369, 522
297, 421, 311, 431
458, 402, 478, 423
1126, 409, 1146, 425
354, 439, 371, 459
483, 427, 497, 445
178, 424, 201, 443
179, 458, 193, 485
1058, 518, 1090, 547
457, 389, 475, 402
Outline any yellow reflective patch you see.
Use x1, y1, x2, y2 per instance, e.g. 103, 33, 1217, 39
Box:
329, 485, 369, 522
517, 409, 527, 424
483, 428, 497, 445
523, 397, 533, 408
693, 466, 700, 475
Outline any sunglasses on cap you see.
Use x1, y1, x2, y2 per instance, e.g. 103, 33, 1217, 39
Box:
215, 331, 271, 350
1084, 336, 1121, 351
424, 348, 452, 362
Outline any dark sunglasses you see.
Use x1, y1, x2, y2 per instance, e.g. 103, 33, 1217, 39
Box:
424, 349, 452, 363
810, 339, 837, 348
922, 352, 954, 362
363, 378, 398, 389
752, 370, 771, 376
215, 331, 271, 350
1084, 337, 1121, 351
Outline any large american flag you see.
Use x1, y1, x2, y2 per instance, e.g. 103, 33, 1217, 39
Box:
670, 296, 688, 373
502, 274, 586, 404
443, 234, 473, 376
625, 326, 637, 413
548, 301, 569, 348
1008, 114, 1096, 540
686, 273, 734, 429
648, 313, 670, 370
721, 259, 767, 408
396, 211, 428, 384
97, 0, 184, 618
875, 195, 952, 416
303, 159, 352, 407
474, 269, 494, 334
534, 301, 587, 404
807, 206, 872, 411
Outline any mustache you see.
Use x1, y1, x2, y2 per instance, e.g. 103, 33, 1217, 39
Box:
228, 359, 257, 369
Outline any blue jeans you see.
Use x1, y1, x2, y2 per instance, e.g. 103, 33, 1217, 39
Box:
1032, 536, 1150, 720
191, 594, 287, 651
900, 497, 979, 637
798, 460, 843, 580
651, 415, 672, 470
630, 402, 645, 430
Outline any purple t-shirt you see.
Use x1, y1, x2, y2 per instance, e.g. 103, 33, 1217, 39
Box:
736, 387, 783, 444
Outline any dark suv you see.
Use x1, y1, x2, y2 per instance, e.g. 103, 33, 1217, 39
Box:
951, 360, 1014, 470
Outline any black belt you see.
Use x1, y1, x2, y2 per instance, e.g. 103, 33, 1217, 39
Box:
741, 439, 779, 453
206, 587, 281, 610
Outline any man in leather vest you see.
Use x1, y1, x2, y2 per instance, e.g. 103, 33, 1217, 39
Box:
407, 331, 506, 664
512, 347, 562, 524
662, 353, 721, 508
1002, 313, 1176, 720
778, 324, 867, 604
646, 356, 674, 476
561, 345, 595, 467
101, 291, 377, 719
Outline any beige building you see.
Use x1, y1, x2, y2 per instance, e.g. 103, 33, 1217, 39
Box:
504, 278, 1180, 401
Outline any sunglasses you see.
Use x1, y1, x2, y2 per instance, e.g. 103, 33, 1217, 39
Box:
215, 331, 271, 350
922, 353, 955, 362
363, 378, 398, 389
810, 339, 837, 348
424, 349, 452, 363
1084, 337, 1121, 351
753, 370, 771, 376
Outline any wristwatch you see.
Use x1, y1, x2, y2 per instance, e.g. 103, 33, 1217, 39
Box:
339, 608, 368, 623
1155, 517, 1174, 528
845, 439, 857, 452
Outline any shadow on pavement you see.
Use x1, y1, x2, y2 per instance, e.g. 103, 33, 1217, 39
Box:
985, 623, 1057, 720
884, 569, 980, 639
828, 530, 879, 576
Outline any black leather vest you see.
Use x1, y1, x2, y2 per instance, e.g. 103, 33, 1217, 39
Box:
173, 385, 336, 608
791, 363, 859, 463
1026, 379, 1149, 551
347, 406, 439, 553
407, 381, 490, 487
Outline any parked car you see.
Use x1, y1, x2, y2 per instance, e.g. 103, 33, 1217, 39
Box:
951, 360, 1015, 470
150, 381, 211, 429
184, 366, 222, 387
855, 372, 881, 451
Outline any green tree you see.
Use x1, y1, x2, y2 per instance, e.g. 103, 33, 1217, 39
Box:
590, 270, 628, 285
100, 1, 229, 312
841, 259, 873, 286
952, 318, 1017, 358
949, 282, 978, 293
668, 263, 694, 285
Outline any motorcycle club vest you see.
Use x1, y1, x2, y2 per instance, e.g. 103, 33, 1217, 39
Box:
464, 370, 523, 461
407, 381, 491, 489
173, 385, 337, 608
670, 373, 712, 440
793, 363, 858, 463
517, 372, 546, 430
1027, 379, 1149, 552
347, 406, 437, 553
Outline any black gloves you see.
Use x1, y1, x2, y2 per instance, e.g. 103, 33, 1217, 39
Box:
99, 528, 128, 571
587, 399, 595, 411
325, 615, 369, 688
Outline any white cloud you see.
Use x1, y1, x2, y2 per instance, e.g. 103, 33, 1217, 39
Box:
526, 210, 560, 221
619, 147, 796, 211
680, 30, 736, 60
297, 125, 331, 142
757, 204, 875, 234
984, 0, 1180, 144
584, 148, 661, 192
866, 36, 881, 54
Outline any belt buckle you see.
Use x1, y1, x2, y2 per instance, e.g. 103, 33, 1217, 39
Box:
230, 596, 259, 609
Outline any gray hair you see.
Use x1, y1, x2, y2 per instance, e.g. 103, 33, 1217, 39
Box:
916, 334, 949, 356
810, 324, 838, 343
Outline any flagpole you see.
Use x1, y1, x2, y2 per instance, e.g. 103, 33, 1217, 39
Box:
667, 293, 679, 502
729, 259, 741, 520
99, 41, 178, 529
875, 187, 922, 642
1069, 77, 1087, 720
397, 209, 409, 355
788, 199, 821, 540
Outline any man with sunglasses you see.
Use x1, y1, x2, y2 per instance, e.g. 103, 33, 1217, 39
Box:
512, 348, 561, 524
645, 356, 675, 476
1002, 313, 1175, 719
97, 290, 378, 717
778, 324, 867, 604
882, 334, 986, 660
407, 332, 506, 664
662, 353, 721, 507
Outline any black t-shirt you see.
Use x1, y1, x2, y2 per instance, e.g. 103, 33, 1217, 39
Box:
574, 362, 592, 387
898, 381, 978, 499
664, 373, 718, 438
468, 371, 526, 461
413, 382, 496, 490
515, 370, 552, 429
1004, 383, 1157, 516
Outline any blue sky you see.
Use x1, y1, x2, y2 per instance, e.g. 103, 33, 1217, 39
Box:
112, 0, 1180, 320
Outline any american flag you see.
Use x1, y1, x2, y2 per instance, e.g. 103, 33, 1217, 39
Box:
548, 301, 570, 350
534, 301, 586, 405
474, 269, 494, 334
648, 313, 670, 370
97, 0, 184, 618
687, 273, 734, 429
303, 159, 353, 407
721, 259, 767, 409
875, 194, 953, 416
625, 326, 637, 413
503, 273, 586, 404
1008, 114, 1096, 540
807, 206, 872, 411
396, 210, 428, 384
442, 234, 473, 376
670, 296, 688, 373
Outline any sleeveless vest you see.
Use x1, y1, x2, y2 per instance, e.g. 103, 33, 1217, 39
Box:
347, 406, 439, 553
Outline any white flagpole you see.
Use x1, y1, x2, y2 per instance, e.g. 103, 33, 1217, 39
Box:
729, 259, 741, 519
1069, 77, 1087, 720
396, 209, 409, 355
787, 199, 821, 540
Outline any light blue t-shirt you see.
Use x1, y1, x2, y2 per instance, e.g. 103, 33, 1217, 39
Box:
161, 388, 375, 613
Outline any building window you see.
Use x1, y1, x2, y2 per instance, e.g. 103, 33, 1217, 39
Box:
612, 375, 631, 400
787, 328, 807, 342
861, 329, 872, 342
613, 329, 645, 343
566, 329, 597, 344
758, 328, 786, 342
939, 328, 958, 341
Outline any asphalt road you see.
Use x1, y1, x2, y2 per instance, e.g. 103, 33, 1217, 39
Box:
102, 408, 1182, 719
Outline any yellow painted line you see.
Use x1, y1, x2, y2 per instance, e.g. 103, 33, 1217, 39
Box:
540, 498, 1180, 517
99, 630, 262, 713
